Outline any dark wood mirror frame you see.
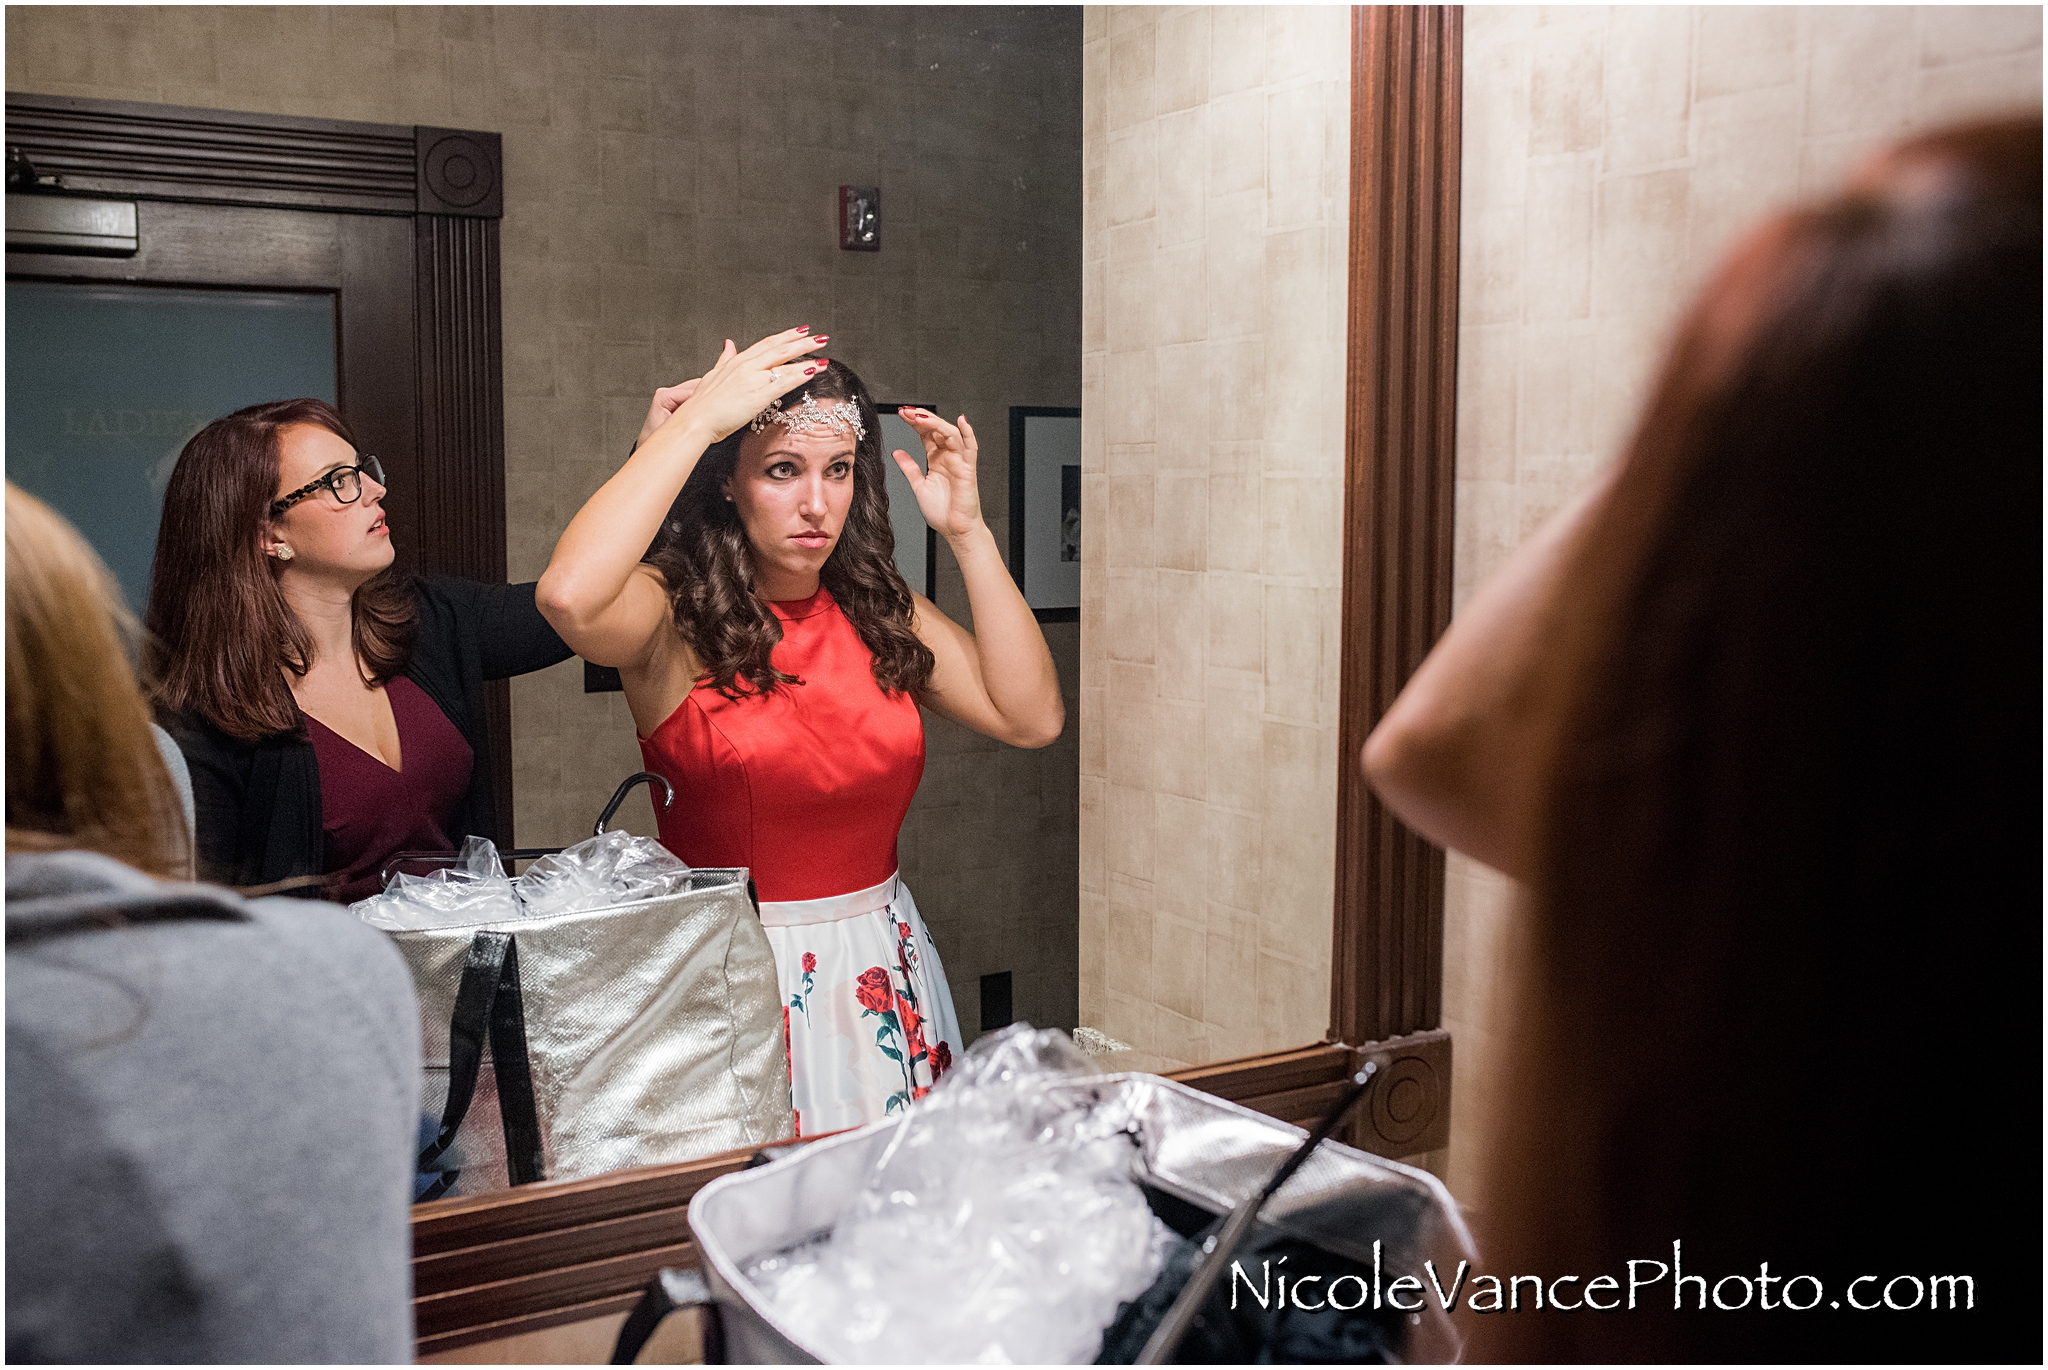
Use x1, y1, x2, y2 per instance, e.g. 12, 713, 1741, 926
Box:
12, 11, 1463, 1352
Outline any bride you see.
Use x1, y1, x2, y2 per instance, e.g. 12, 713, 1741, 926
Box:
538, 328, 1063, 1134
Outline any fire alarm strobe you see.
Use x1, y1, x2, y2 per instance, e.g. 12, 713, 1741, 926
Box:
839, 185, 879, 251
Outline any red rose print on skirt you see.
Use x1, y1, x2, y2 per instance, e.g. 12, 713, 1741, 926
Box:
773, 892, 961, 1130
855, 966, 893, 1014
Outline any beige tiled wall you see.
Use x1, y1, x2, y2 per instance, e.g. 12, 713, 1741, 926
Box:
1080, 6, 1350, 1067
1447, 4, 2043, 1198
8, 5, 1085, 1039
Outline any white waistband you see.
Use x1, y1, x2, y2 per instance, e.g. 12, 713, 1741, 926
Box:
756, 872, 900, 928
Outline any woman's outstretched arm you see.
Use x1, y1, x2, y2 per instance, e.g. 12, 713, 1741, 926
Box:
893, 408, 1065, 749
1361, 462, 1621, 881
537, 329, 825, 669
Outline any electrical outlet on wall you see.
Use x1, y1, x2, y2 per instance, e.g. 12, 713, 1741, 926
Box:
979, 970, 1013, 1031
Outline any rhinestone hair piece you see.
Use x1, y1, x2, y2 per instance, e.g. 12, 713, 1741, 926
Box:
748, 394, 866, 441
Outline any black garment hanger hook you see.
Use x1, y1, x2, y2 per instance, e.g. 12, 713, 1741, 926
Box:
595, 772, 674, 835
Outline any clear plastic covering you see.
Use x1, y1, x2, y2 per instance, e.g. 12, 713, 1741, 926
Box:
353, 835, 519, 929
350, 832, 692, 930
513, 829, 692, 917
742, 1025, 1177, 1364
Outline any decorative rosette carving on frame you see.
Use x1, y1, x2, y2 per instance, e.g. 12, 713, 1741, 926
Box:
415, 128, 503, 218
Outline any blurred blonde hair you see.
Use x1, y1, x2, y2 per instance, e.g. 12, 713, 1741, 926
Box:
7, 483, 192, 879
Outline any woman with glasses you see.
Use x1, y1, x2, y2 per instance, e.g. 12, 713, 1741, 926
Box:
147, 398, 572, 900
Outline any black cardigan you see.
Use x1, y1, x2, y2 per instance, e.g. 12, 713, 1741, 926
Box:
159, 577, 573, 895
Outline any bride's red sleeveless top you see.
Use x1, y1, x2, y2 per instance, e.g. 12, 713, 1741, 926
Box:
637, 586, 925, 903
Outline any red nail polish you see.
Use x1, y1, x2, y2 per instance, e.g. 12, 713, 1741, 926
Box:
797, 325, 811, 334
814, 335, 830, 343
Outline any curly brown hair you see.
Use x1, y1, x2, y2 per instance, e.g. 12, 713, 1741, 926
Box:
648, 360, 935, 700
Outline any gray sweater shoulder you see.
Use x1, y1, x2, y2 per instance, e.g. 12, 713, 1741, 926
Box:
6, 851, 421, 1364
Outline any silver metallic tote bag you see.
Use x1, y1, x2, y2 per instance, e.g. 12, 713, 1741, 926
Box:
388, 867, 794, 1199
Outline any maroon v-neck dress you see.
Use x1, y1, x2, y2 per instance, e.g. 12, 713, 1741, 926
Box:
306, 676, 474, 903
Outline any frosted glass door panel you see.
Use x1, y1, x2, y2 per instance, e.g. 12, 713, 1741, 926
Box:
6, 281, 338, 612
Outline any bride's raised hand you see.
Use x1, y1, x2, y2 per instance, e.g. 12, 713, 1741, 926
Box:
666, 327, 829, 444
892, 409, 983, 541
636, 378, 702, 449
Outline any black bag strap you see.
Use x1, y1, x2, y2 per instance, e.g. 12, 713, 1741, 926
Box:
610, 1267, 724, 1365
417, 930, 546, 1191
488, 935, 545, 1186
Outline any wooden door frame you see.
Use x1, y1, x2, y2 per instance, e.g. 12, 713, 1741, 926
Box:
4, 91, 517, 840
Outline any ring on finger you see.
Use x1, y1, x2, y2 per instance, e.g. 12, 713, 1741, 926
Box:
770, 366, 783, 383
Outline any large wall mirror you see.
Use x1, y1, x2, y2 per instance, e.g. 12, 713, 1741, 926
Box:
5, 7, 1460, 1359
404, 8, 1464, 1356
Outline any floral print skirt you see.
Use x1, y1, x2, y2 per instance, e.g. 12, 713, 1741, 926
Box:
760, 872, 964, 1137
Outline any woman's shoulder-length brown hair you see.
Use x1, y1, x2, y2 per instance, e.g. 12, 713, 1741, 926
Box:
144, 398, 416, 740
7, 484, 193, 880
647, 359, 935, 701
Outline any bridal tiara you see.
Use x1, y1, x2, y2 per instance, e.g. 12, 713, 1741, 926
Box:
749, 394, 866, 441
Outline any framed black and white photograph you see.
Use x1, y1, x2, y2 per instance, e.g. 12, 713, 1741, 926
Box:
1008, 406, 1082, 622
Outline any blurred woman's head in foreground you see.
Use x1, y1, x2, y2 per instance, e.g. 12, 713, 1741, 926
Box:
1475, 115, 2040, 1364
6, 484, 191, 879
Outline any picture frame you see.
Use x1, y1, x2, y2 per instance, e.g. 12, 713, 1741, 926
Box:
1007, 405, 1082, 623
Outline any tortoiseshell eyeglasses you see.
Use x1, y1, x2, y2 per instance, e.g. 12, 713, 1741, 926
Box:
270, 454, 386, 517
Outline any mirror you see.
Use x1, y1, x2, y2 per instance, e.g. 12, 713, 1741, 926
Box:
4, 2, 1386, 1183
3, 6, 1453, 1356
